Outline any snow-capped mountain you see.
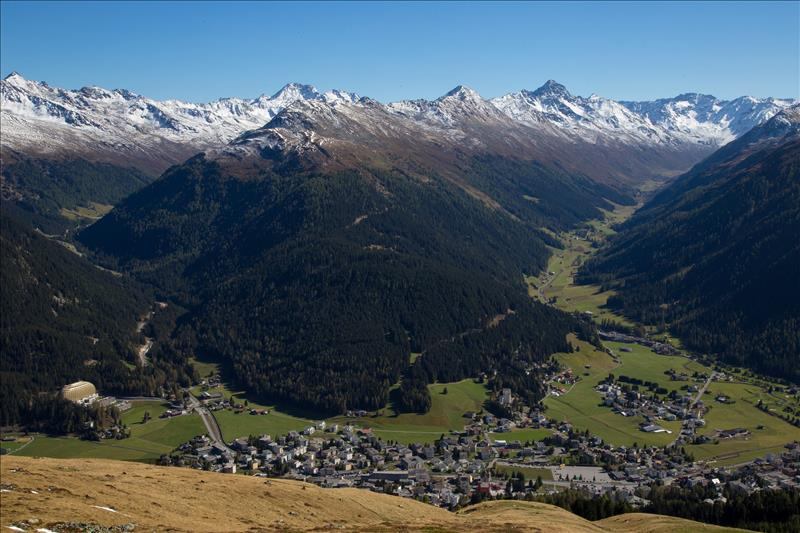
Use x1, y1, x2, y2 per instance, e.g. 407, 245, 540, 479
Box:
1, 71, 795, 178
491, 81, 670, 145
620, 93, 797, 146
387, 85, 510, 128
0, 73, 357, 172
491, 81, 796, 148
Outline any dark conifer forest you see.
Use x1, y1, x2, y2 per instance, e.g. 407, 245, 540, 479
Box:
78, 154, 615, 413
579, 130, 800, 383
0, 212, 194, 427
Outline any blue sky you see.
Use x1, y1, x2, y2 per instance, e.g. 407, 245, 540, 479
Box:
1, 1, 797, 103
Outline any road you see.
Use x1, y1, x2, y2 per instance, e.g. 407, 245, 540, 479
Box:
136, 338, 153, 367
537, 266, 561, 302
6, 436, 35, 455
690, 372, 716, 409
135, 313, 154, 367
118, 394, 232, 452
185, 393, 233, 453
669, 372, 716, 447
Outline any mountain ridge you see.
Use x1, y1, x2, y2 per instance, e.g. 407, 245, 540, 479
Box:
2, 72, 795, 178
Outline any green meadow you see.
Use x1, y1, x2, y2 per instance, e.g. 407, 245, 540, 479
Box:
328, 379, 488, 445
545, 337, 684, 447
8, 400, 205, 463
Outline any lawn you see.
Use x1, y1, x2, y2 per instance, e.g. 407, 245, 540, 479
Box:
214, 409, 312, 441
11, 401, 206, 463
490, 428, 552, 444
494, 464, 554, 481
328, 379, 488, 445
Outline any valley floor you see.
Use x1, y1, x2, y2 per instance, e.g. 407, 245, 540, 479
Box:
533, 203, 800, 465
5, 201, 798, 469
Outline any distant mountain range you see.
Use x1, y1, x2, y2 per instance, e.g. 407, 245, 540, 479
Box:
2, 72, 795, 178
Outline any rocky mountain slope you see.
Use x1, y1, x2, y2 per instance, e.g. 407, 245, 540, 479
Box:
0, 456, 744, 532
2, 72, 793, 236
0, 72, 357, 173
578, 105, 800, 382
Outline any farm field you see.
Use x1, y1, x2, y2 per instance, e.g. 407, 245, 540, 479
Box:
59, 201, 113, 221
329, 379, 488, 444
189, 357, 219, 380
687, 381, 800, 465
604, 341, 710, 393
536, 202, 800, 463
214, 409, 312, 441
192, 359, 488, 444
530, 206, 636, 328
545, 335, 800, 461
1, 437, 32, 454
545, 338, 683, 447
7, 401, 205, 463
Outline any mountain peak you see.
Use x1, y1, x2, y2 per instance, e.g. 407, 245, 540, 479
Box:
763, 103, 800, 132
440, 85, 482, 101
778, 103, 800, 122
2, 71, 31, 87
270, 83, 320, 101
673, 92, 717, 103
4, 71, 25, 81
532, 80, 571, 98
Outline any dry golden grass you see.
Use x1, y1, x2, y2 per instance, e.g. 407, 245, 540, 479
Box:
0, 457, 744, 532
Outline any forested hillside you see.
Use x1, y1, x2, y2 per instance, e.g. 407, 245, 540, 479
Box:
1, 149, 154, 234
0, 212, 193, 428
79, 150, 607, 413
579, 107, 800, 382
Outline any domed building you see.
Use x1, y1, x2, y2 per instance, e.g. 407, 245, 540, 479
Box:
61, 381, 98, 404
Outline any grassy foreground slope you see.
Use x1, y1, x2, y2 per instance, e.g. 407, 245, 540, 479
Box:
0, 457, 743, 532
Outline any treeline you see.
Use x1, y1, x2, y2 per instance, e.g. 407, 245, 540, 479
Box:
396, 304, 592, 412
530, 484, 800, 532
532, 488, 633, 521
643, 484, 800, 533
0, 394, 120, 437
79, 154, 616, 415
